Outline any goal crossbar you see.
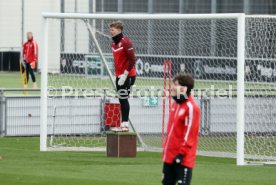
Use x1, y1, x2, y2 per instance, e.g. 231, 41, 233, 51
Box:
42, 12, 244, 20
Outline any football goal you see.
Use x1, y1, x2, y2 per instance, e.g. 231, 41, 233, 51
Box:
40, 13, 276, 165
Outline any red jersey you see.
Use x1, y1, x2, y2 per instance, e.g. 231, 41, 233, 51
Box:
112, 36, 136, 77
22, 39, 38, 64
162, 95, 200, 168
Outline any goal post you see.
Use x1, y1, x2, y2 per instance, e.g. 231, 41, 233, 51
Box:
40, 12, 276, 165
40, 17, 49, 152
236, 14, 245, 166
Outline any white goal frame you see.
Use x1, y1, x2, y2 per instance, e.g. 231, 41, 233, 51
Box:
40, 13, 246, 165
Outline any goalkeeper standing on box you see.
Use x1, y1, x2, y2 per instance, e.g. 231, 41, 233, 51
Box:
162, 74, 200, 185
22, 32, 38, 88
109, 21, 136, 132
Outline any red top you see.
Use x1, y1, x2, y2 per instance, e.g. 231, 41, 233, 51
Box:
112, 36, 136, 77
162, 95, 200, 168
22, 39, 38, 64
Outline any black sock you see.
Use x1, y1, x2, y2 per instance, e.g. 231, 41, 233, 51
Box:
119, 98, 130, 122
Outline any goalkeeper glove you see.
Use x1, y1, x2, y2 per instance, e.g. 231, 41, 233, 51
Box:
173, 154, 183, 164
118, 70, 129, 86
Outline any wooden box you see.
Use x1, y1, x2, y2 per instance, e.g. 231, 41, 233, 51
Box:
106, 132, 137, 157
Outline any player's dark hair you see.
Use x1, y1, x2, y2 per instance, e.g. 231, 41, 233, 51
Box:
173, 73, 194, 96
109, 21, 123, 31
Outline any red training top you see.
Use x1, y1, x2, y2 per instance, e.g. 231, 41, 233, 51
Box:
22, 39, 38, 64
112, 36, 136, 77
162, 95, 201, 168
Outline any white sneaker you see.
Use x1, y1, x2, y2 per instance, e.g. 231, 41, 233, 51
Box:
32, 82, 38, 89
120, 122, 129, 132
110, 122, 129, 132
110, 127, 122, 132
121, 122, 129, 128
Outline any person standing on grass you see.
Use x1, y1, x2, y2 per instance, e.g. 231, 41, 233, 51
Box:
162, 73, 200, 185
109, 21, 136, 132
22, 32, 38, 89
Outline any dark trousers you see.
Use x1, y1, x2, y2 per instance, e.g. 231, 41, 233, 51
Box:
23, 63, 36, 84
115, 76, 136, 122
162, 163, 193, 185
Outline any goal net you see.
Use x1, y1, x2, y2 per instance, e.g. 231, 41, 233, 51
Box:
244, 16, 276, 164
40, 13, 276, 165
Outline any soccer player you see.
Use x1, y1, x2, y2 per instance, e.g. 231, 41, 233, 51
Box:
22, 32, 38, 88
109, 21, 136, 132
162, 73, 200, 185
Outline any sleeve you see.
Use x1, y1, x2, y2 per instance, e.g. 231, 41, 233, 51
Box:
34, 41, 38, 63
123, 40, 135, 72
178, 105, 198, 156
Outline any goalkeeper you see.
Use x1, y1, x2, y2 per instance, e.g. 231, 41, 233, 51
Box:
21, 32, 38, 88
162, 74, 200, 185
109, 21, 136, 132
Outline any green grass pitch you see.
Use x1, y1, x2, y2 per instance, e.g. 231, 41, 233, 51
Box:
0, 71, 240, 89
0, 137, 276, 185
1, 71, 275, 96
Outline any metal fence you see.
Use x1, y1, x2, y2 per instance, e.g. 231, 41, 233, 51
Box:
1, 88, 276, 137
0, 88, 170, 136
64, 0, 276, 15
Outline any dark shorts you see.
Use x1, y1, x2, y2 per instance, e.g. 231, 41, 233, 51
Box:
116, 76, 136, 99
162, 163, 192, 185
